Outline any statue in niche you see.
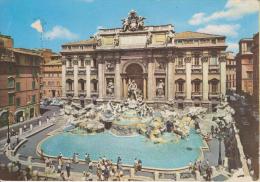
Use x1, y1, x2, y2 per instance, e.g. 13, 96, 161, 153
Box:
128, 79, 138, 99
106, 61, 114, 72
158, 61, 166, 70
114, 34, 119, 46
156, 79, 165, 97
106, 80, 114, 96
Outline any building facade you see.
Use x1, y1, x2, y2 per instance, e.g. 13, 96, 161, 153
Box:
252, 33, 259, 112
0, 34, 42, 127
61, 11, 227, 109
236, 38, 254, 95
226, 51, 236, 91
41, 55, 62, 98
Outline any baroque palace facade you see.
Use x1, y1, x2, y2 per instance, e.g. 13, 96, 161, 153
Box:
61, 11, 227, 109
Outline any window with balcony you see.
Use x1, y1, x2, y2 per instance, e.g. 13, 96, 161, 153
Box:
7, 77, 15, 88
210, 56, 218, 65
67, 60, 72, 67
194, 82, 200, 92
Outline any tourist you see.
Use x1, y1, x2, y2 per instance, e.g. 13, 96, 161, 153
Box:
45, 158, 50, 167
59, 152, 63, 158
75, 153, 79, 163
15, 135, 19, 145
134, 158, 138, 172
247, 157, 252, 171
117, 156, 121, 169
89, 161, 93, 172
72, 153, 76, 163
66, 161, 71, 178
205, 166, 212, 181
23, 125, 27, 132
104, 166, 110, 180
138, 159, 142, 171
211, 125, 214, 137
57, 165, 62, 173
189, 161, 193, 171
60, 172, 66, 181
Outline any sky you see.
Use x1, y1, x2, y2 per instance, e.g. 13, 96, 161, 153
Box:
0, 0, 258, 53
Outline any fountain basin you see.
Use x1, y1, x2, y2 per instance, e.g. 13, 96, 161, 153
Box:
39, 129, 205, 169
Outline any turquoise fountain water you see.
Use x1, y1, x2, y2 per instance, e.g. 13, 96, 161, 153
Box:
40, 129, 204, 169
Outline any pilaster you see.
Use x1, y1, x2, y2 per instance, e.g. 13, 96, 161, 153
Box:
85, 55, 91, 98
115, 59, 121, 100
219, 53, 226, 98
61, 57, 66, 97
202, 54, 209, 101
167, 56, 175, 100
185, 54, 192, 100
73, 56, 78, 98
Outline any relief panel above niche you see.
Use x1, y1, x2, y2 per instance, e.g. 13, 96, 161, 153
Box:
119, 34, 147, 46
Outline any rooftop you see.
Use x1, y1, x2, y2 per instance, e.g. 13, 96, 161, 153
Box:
44, 59, 62, 66
175, 31, 225, 39
12, 48, 42, 57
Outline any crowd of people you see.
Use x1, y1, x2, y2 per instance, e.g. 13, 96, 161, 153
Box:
189, 159, 213, 181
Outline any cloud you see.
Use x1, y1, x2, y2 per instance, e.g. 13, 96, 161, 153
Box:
197, 24, 240, 37
227, 42, 239, 53
31, 19, 43, 33
189, 0, 259, 25
44, 26, 78, 40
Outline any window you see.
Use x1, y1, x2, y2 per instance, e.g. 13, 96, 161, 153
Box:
8, 65, 12, 74
178, 57, 183, 66
212, 82, 218, 93
210, 56, 218, 65
16, 98, 20, 107
249, 59, 253, 64
16, 82, 20, 91
68, 60, 72, 67
7, 77, 15, 88
8, 94, 14, 105
80, 59, 85, 67
194, 82, 200, 92
32, 81, 36, 89
178, 82, 184, 92
57, 81, 60, 86
247, 71, 253, 79
32, 95, 36, 103
194, 57, 200, 65
16, 69, 20, 77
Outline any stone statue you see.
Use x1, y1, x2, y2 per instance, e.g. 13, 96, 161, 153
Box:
156, 80, 165, 96
128, 79, 138, 99
121, 10, 146, 32
94, 34, 102, 46
114, 34, 119, 46
146, 32, 152, 45
166, 31, 174, 45
106, 61, 114, 72
106, 80, 114, 96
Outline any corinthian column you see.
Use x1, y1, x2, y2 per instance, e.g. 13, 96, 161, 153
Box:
85, 56, 91, 98
61, 57, 66, 97
167, 56, 174, 100
147, 58, 154, 101
115, 59, 121, 100
185, 56, 192, 100
98, 58, 104, 99
73, 56, 78, 98
202, 56, 209, 101
219, 54, 226, 98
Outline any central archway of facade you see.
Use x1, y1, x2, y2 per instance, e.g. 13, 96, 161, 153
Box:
121, 62, 147, 99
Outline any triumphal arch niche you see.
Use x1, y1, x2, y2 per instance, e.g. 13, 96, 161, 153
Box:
95, 10, 175, 103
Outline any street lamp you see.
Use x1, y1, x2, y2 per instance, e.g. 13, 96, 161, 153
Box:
7, 111, 10, 144
216, 122, 226, 166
